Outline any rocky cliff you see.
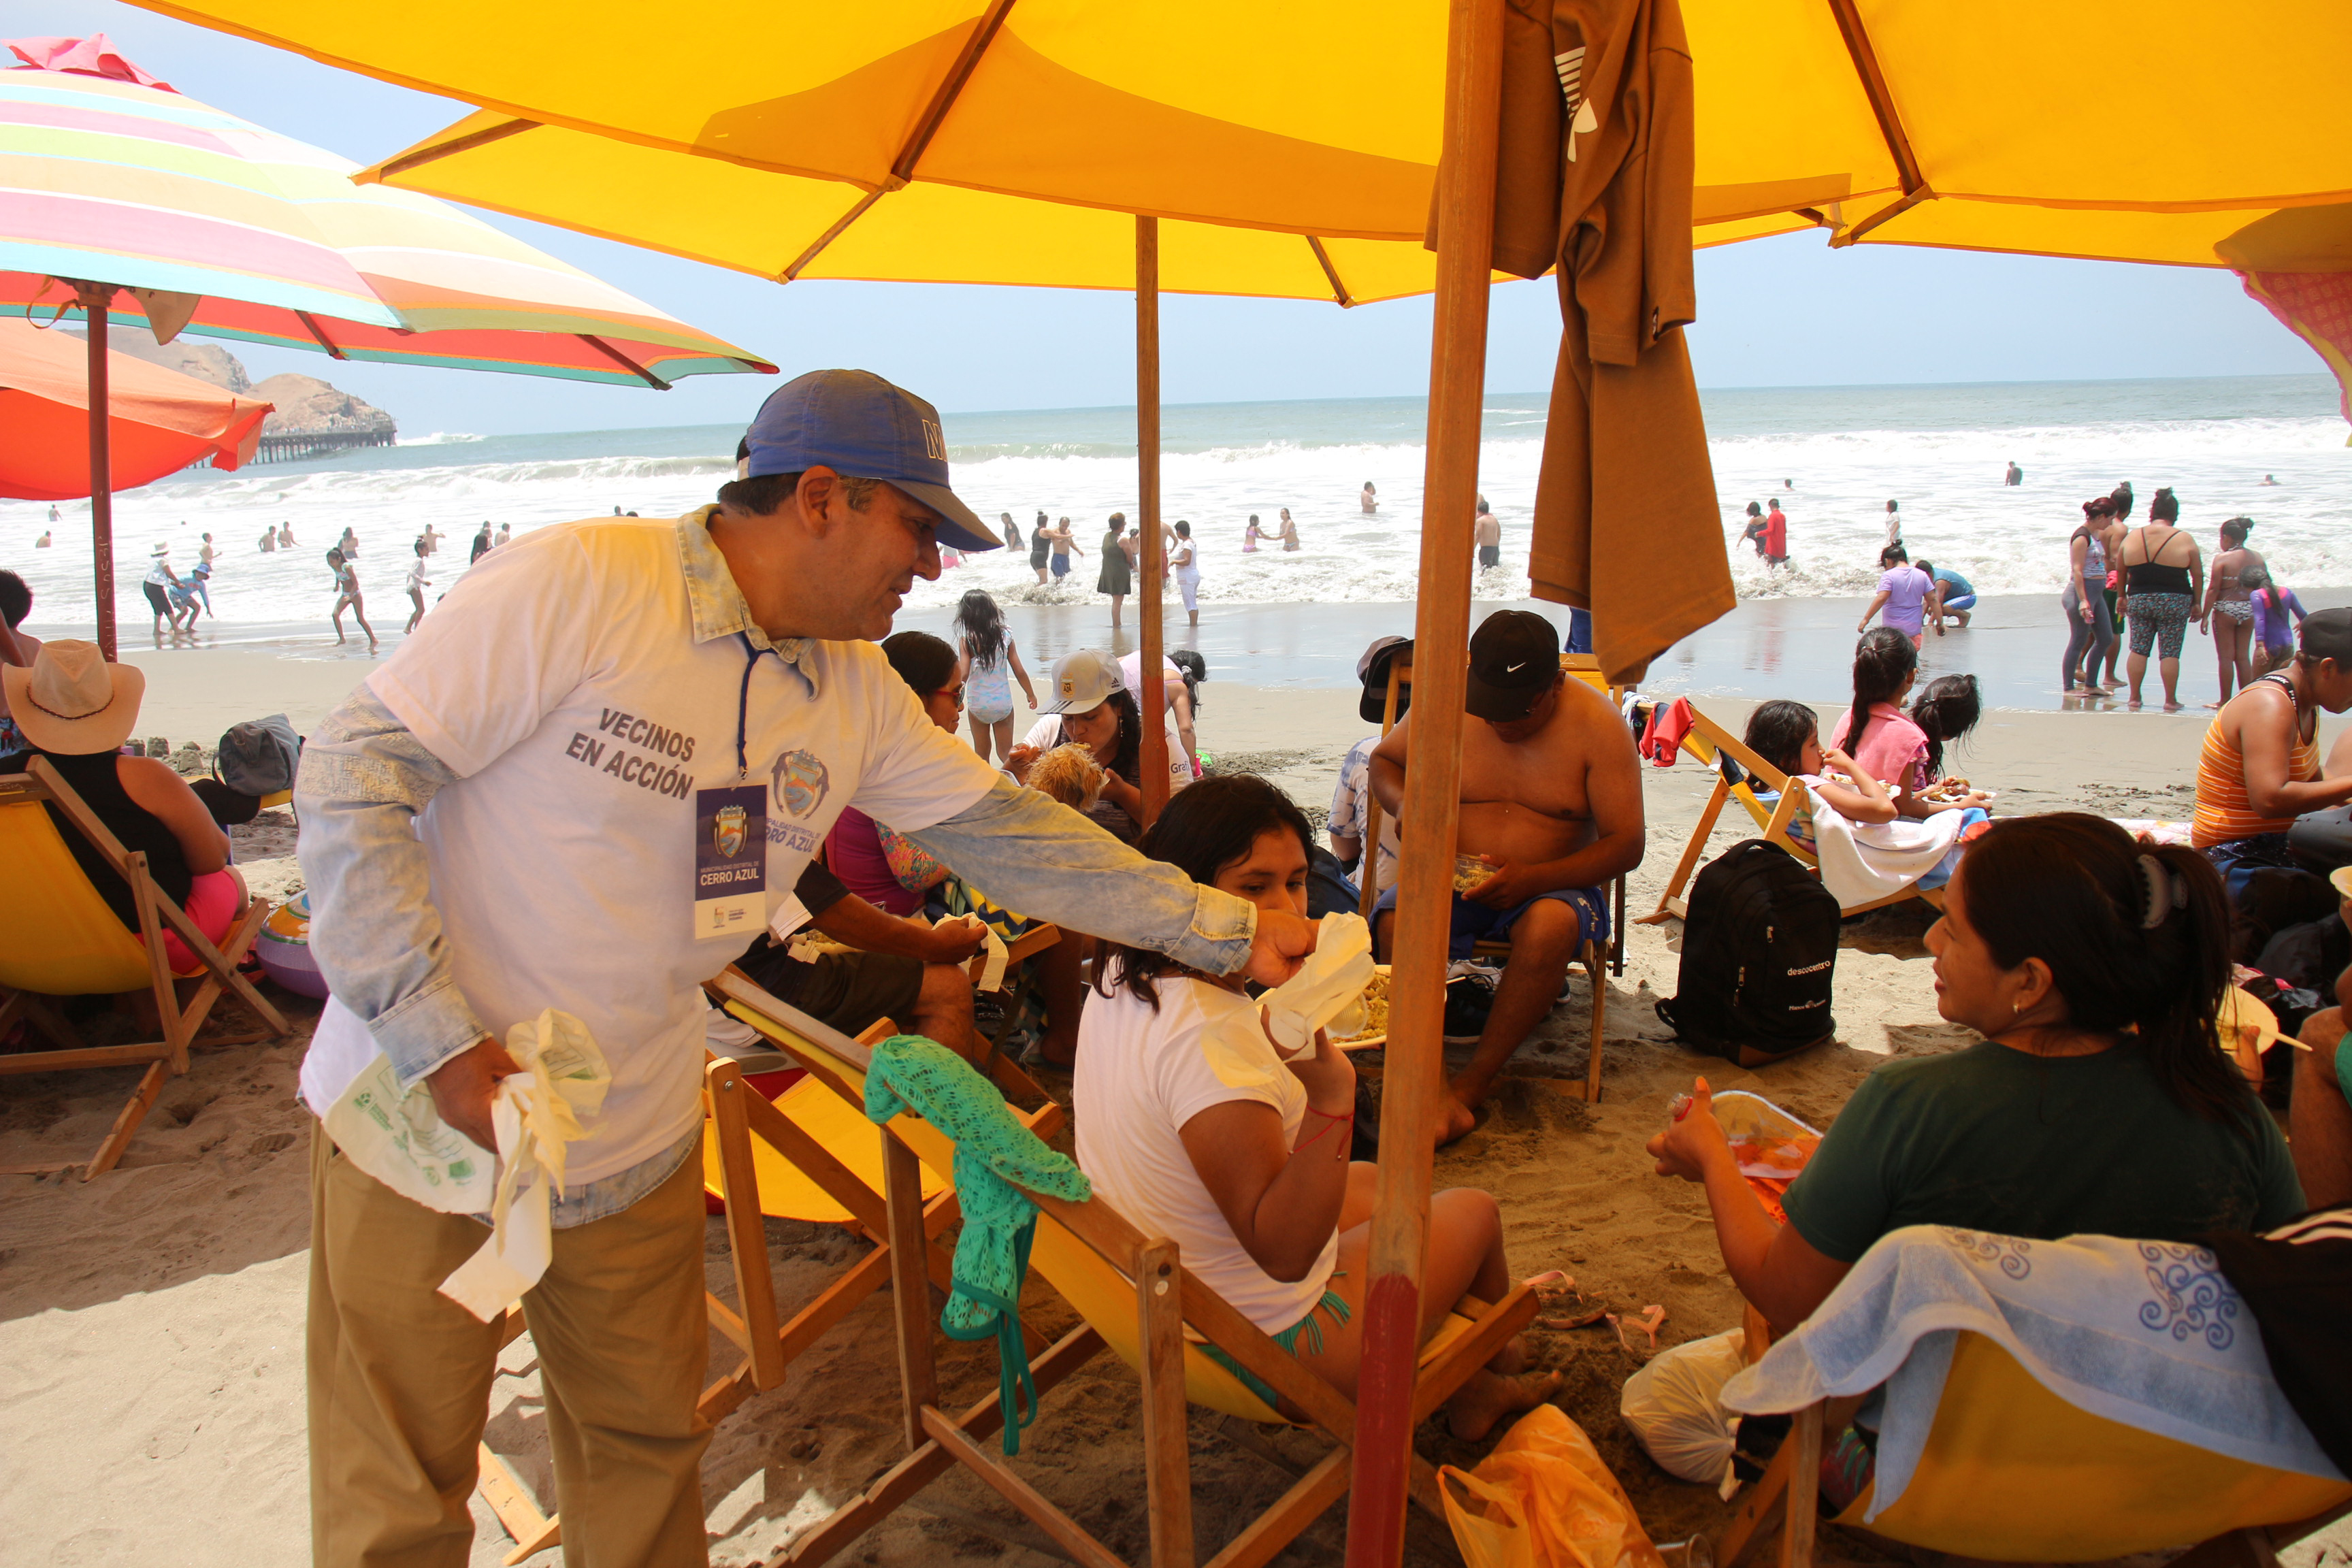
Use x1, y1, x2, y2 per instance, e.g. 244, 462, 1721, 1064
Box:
246, 373, 396, 436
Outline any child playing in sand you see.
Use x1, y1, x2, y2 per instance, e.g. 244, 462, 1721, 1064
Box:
952, 589, 1036, 765
1075, 774, 1557, 1433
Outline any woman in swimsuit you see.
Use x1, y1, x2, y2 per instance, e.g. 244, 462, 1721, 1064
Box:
1277, 508, 1300, 551
2119, 488, 2202, 711
2193, 608, 2352, 897
2063, 497, 2119, 694
326, 548, 376, 651
2200, 517, 2264, 708
2094, 499, 2129, 688
1028, 512, 1052, 585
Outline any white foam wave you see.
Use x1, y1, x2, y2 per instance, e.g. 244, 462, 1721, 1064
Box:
6, 401, 2345, 629
400, 431, 486, 446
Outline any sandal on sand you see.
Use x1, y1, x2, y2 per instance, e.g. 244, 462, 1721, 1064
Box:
1527, 1271, 1609, 1330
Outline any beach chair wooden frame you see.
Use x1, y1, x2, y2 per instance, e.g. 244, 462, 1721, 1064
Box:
1637, 706, 1945, 926
1716, 1314, 2352, 1568
968, 922, 1062, 1102
706, 970, 1539, 1568
1356, 654, 1620, 1102
0, 755, 291, 1177
470, 1000, 1067, 1565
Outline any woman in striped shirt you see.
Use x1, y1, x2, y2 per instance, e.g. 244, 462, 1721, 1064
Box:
2192, 607, 2352, 898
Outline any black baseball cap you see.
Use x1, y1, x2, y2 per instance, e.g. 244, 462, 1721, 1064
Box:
1357, 636, 1414, 723
1465, 610, 1561, 721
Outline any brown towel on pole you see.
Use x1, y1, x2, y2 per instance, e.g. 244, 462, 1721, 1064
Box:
1467, 0, 1733, 685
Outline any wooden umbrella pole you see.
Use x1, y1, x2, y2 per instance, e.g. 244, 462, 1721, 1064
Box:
1137, 216, 1169, 823
1343, 0, 1505, 1562
80, 282, 119, 662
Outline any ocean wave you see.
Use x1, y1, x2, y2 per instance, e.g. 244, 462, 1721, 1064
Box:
400, 431, 487, 446
6, 385, 2344, 628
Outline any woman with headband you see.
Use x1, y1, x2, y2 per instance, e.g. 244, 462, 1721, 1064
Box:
1647, 813, 2301, 1335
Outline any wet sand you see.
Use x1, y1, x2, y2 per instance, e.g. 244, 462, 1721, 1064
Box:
34, 587, 2352, 740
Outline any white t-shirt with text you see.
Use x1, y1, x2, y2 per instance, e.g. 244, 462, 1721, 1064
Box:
1073, 975, 1336, 1333
298, 514, 1002, 1186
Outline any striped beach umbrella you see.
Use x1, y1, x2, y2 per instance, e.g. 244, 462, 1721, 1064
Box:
1, 38, 775, 385
1, 36, 777, 653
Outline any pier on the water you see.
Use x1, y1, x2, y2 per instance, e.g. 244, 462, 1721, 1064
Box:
252, 428, 395, 464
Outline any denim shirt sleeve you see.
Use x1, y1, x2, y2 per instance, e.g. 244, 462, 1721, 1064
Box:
906, 777, 1258, 973
293, 684, 491, 1090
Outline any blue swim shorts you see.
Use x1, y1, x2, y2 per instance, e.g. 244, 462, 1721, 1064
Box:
1373, 881, 1610, 961
1940, 593, 1976, 612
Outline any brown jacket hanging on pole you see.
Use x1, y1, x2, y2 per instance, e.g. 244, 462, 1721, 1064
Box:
1470, 0, 1733, 685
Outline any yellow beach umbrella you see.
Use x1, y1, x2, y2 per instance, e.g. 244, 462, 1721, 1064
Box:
127, 0, 2352, 270
357, 110, 1808, 302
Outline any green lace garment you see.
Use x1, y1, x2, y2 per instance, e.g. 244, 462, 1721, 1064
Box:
864, 1034, 1092, 1453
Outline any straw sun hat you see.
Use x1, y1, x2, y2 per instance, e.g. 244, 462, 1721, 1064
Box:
2, 640, 146, 755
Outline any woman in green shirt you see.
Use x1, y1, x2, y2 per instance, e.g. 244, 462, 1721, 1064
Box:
1649, 813, 2303, 1333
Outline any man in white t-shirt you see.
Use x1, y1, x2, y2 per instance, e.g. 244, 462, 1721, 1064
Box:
294, 370, 1316, 1565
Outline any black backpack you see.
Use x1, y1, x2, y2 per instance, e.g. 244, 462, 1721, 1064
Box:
1655, 840, 1840, 1060
214, 713, 301, 797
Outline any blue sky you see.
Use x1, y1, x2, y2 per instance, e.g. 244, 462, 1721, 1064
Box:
18, 1, 2328, 434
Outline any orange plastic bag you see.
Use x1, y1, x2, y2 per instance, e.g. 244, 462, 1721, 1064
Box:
1438, 1405, 1669, 1568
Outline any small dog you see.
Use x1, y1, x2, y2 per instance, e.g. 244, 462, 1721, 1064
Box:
1026, 742, 1108, 812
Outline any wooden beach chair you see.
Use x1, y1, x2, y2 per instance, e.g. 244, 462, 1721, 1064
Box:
1356, 652, 1619, 1102
1639, 705, 1946, 926
710, 974, 1540, 1568
966, 921, 1062, 1102
1718, 1326, 2352, 1568
472, 994, 1066, 1564
0, 755, 290, 1177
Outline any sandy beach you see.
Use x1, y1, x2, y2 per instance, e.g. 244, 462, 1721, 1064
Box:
3, 647, 2346, 1568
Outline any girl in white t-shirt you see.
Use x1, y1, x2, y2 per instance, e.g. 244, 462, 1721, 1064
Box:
1074, 776, 1558, 1436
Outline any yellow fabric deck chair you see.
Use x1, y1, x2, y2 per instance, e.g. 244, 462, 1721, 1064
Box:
471, 992, 1065, 1565
1639, 705, 1945, 926
0, 755, 291, 1176
710, 973, 1541, 1568
1718, 1327, 2352, 1568
1356, 652, 1618, 1102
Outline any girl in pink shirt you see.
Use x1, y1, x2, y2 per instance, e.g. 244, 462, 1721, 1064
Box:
1830, 634, 1995, 823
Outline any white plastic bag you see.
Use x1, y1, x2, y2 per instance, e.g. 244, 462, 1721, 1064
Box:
1258, 913, 1375, 1054
1618, 1328, 1748, 1491
323, 1010, 611, 1320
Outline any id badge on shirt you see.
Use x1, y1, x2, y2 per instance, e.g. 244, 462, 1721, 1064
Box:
693, 785, 767, 941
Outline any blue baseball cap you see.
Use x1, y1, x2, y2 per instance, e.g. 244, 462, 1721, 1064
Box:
741, 369, 998, 553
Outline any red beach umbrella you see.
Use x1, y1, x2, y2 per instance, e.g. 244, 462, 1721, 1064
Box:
0, 315, 272, 500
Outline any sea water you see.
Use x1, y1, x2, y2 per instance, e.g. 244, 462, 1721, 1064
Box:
5, 374, 2344, 634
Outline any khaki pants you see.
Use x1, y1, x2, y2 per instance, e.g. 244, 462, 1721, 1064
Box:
307, 1126, 712, 1567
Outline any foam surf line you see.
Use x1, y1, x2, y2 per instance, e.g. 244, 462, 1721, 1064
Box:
8, 386, 2342, 625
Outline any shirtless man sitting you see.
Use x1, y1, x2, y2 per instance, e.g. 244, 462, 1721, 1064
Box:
1370, 610, 1644, 1143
